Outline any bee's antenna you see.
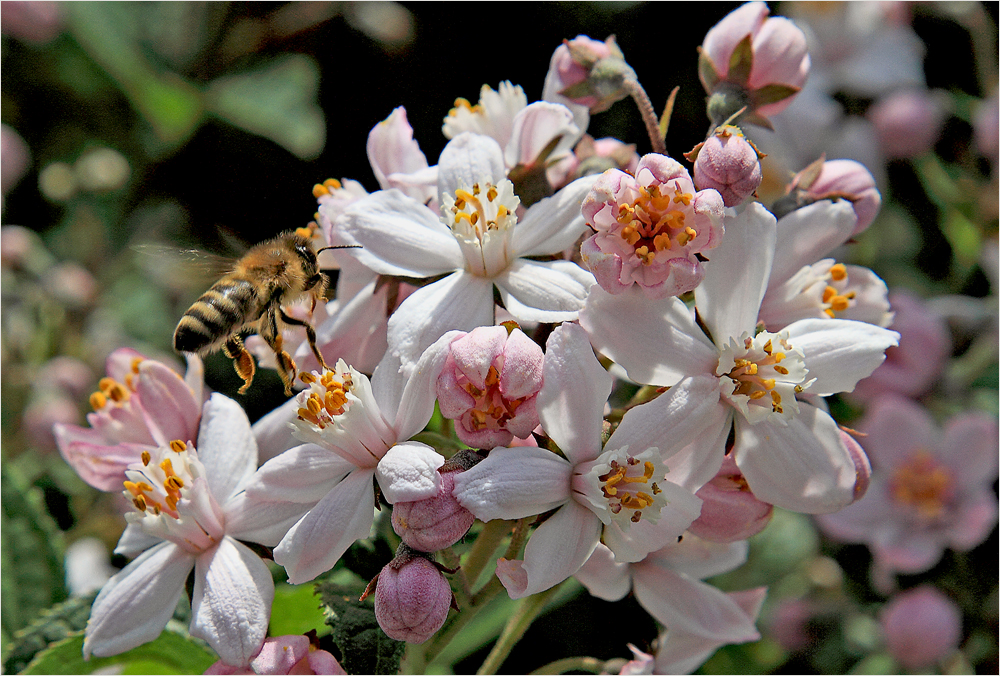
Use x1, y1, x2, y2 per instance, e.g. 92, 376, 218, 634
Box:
317, 245, 362, 254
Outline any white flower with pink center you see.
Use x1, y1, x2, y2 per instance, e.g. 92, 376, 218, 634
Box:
436, 325, 543, 449
581, 154, 725, 298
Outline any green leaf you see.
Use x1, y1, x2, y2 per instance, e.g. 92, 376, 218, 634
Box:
3, 594, 95, 675
1, 466, 67, 638
943, 210, 982, 267
269, 582, 330, 638
698, 48, 721, 90
727, 34, 754, 86
21, 630, 217, 675
205, 55, 326, 160
316, 581, 405, 675
750, 83, 800, 107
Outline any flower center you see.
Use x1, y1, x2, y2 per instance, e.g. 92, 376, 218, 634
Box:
459, 363, 526, 434
122, 440, 222, 552
717, 330, 810, 423
89, 356, 143, 411
889, 450, 954, 519
579, 447, 669, 528
295, 367, 355, 430
615, 181, 697, 266
820, 263, 857, 318
442, 180, 520, 277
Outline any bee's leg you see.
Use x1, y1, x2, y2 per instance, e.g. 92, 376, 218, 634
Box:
279, 308, 327, 370
260, 303, 296, 396
223, 335, 256, 395
304, 273, 329, 315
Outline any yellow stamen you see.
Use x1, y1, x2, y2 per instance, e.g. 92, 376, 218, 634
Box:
169, 440, 187, 453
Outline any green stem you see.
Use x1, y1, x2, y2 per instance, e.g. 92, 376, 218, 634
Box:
624, 77, 667, 155
476, 583, 564, 675
463, 519, 513, 589
529, 656, 610, 675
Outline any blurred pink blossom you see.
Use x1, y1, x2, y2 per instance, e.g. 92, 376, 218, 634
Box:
1, 125, 30, 203
880, 586, 962, 671
868, 89, 948, 159
0, 1, 61, 44
974, 94, 999, 165
205, 634, 344, 675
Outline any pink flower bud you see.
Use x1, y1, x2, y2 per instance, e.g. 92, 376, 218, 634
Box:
840, 430, 871, 503
868, 89, 947, 160
374, 549, 454, 644
973, 94, 998, 164
37, 356, 95, 398
692, 126, 762, 207
24, 391, 81, 452
880, 586, 962, 671
0, 1, 61, 45
205, 634, 345, 675
392, 455, 477, 552
791, 159, 882, 235
544, 35, 634, 113
549, 36, 614, 110
436, 326, 543, 449
687, 453, 772, 542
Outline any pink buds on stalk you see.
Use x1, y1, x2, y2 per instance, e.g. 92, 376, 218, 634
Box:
688, 125, 763, 207
436, 325, 544, 449
699, 2, 810, 127
880, 586, 962, 671
391, 451, 479, 552
687, 453, 773, 542
370, 545, 455, 644
545, 35, 636, 113
773, 158, 882, 236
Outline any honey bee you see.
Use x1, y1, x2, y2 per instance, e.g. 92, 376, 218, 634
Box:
172, 231, 356, 396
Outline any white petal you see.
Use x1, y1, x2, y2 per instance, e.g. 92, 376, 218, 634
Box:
696, 202, 776, 346
337, 190, 462, 277
223, 492, 317, 548
241, 444, 354, 505
84, 542, 194, 658
784, 318, 899, 395
114, 523, 163, 558
770, 200, 858, 287
659, 404, 734, 493
601, 483, 703, 563
514, 174, 598, 257
505, 101, 579, 169
499, 500, 602, 599
452, 446, 573, 521
367, 107, 434, 204
580, 286, 718, 387
197, 394, 258, 504
536, 323, 610, 463
437, 133, 507, 198
376, 442, 444, 504
274, 468, 376, 584
734, 404, 856, 514
649, 535, 749, 580
389, 331, 461, 439
190, 537, 274, 668
494, 259, 594, 323
574, 543, 632, 601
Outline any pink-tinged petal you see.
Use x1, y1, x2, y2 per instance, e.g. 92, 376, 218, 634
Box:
505, 101, 579, 168
242, 443, 355, 504
494, 258, 594, 323
574, 543, 632, 601
581, 286, 718, 387
701, 3, 769, 82
135, 359, 201, 447
941, 412, 999, 489
114, 523, 164, 558
769, 200, 857, 288
608, 375, 725, 462
651, 535, 749, 580
875, 530, 944, 574
376, 442, 444, 504
84, 542, 194, 658
367, 107, 434, 204
190, 537, 273, 668
734, 404, 856, 514
105, 347, 147, 383
814, 477, 896, 543
388, 331, 460, 439
197, 394, 258, 505
500, 328, 545, 399
784, 318, 899, 396
183, 353, 206, 406
748, 17, 809, 90
631, 563, 761, 642
514, 174, 598, 257
248, 635, 311, 675
223, 492, 318, 548
536, 323, 610, 463
696, 202, 776, 345
252, 398, 299, 464
661, 406, 734, 493
856, 395, 939, 469
437, 133, 507, 198
274, 469, 376, 584
947, 488, 998, 551
452, 446, 573, 521
450, 327, 507, 389
499, 500, 602, 599
54, 424, 146, 491
307, 648, 347, 674
601, 482, 702, 563
299, 279, 389, 376
337, 190, 462, 277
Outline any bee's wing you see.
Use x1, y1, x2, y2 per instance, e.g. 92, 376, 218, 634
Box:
131, 243, 235, 292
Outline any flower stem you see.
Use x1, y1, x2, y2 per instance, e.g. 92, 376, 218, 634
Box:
624, 77, 667, 155
476, 583, 564, 675
529, 656, 610, 675
462, 519, 513, 589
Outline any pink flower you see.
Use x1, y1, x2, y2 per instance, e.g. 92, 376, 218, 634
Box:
816, 395, 998, 580
580, 154, 725, 298
700, 2, 810, 122
436, 325, 543, 449
880, 586, 962, 671
691, 126, 763, 207
373, 547, 454, 644
687, 453, 773, 543
205, 634, 345, 675
0, 1, 61, 44
848, 290, 951, 403
54, 348, 205, 491
868, 89, 948, 160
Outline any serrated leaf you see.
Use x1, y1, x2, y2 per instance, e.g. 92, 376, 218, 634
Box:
1, 466, 67, 638
21, 630, 216, 675
205, 55, 326, 160
316, 581, 405, 675
3, 594, 95, 675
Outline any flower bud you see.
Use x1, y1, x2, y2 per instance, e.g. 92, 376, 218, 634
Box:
974, 94, 998, 165
205, 633, 345, 675
880, 586, 962, 671
774, 158, 881, 236
373, 546, 454, 644
690, 125, 763, 207
392, 451, 479, 552
687, 453, 772, 542
868, 89, 947, 160
840, 430, 871, 503
544, 35, 636, 114
436, 326, 543, 449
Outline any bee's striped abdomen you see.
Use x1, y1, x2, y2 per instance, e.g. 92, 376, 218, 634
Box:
173, 276, 262, 354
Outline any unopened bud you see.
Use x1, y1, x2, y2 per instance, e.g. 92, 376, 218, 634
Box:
372, 545, 454, 644
774, 158, 881, 236
687, 453, 772, 542
546, 35, 635, 114
391, 452, 479, 552
690, 125, 763, 207
868, 89, 947, 160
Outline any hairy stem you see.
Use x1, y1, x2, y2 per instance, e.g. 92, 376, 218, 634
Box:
529, 656, 612, 675
624, 77, 667, 155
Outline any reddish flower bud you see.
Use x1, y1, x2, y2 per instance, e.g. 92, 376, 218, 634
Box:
392, 454, 478, 552
687, 453, 773, 542
543, 35, 635, 114
373, 548, 454, 644
691, 125, 763, 207
779, 158, 881, 236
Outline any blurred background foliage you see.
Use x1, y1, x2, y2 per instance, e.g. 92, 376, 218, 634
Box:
1, 2, 997, 674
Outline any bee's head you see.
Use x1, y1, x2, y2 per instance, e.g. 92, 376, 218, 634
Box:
288, 234, 320, 275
